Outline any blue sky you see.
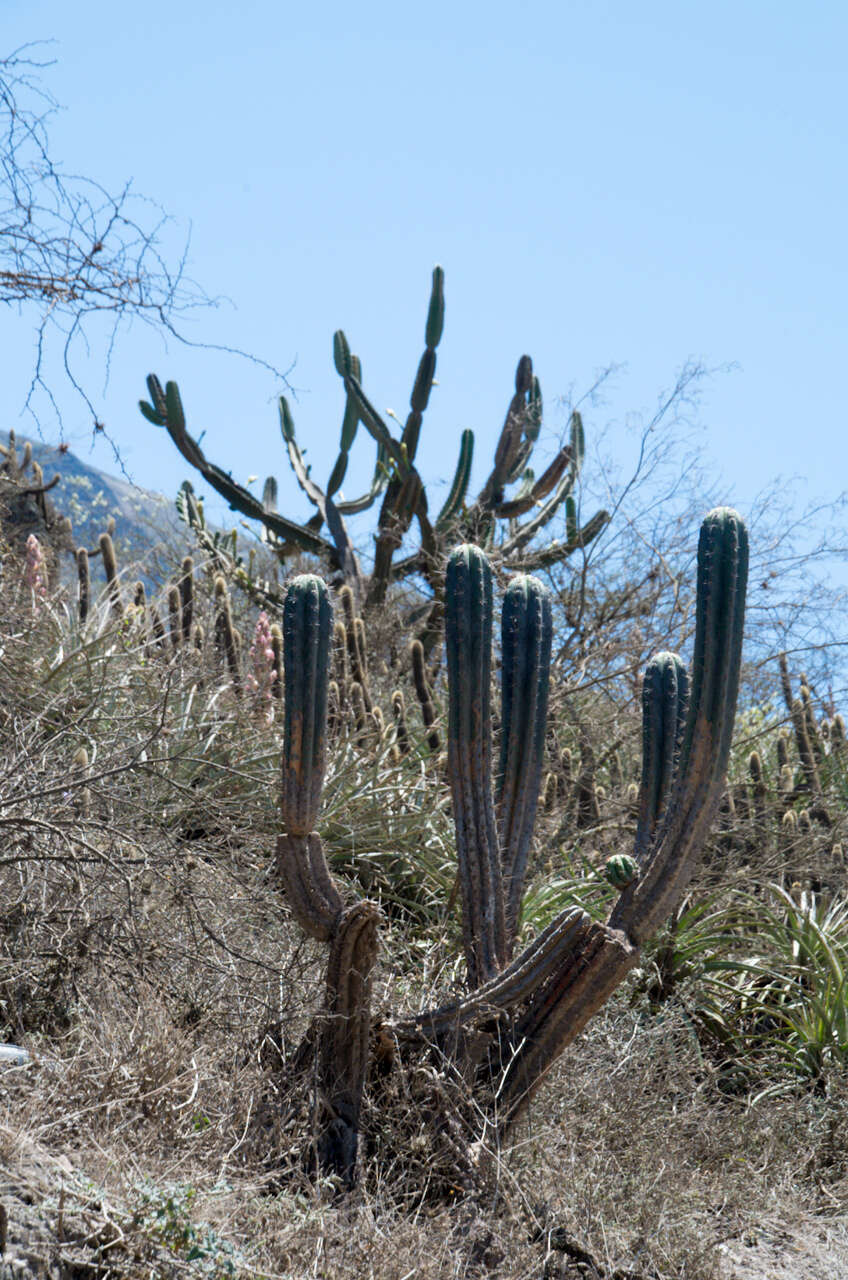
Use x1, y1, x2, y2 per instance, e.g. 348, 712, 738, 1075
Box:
3, 3, 847, 546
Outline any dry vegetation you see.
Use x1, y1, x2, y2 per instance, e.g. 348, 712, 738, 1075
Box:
0, 477, 847, 1280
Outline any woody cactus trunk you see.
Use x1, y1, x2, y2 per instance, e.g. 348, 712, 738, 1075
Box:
276, 507, 748, 1186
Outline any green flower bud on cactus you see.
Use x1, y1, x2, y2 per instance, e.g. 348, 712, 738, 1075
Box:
604, 853, 638, 889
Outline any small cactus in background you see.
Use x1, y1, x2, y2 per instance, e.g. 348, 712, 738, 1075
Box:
167, 584, 182, 651
24, 533, 47, 604
99, 532, 123, 617
247, 611, 277, 722
76, 547, 90, 624
213, 577, 240, 689
410, 639, 440, 753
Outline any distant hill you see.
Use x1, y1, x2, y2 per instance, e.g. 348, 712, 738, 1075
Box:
1, 430, 191, 583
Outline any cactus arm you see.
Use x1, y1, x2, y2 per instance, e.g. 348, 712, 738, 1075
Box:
493, 446, 572, 519
395, 905, 590, 1041
140, 375, 336, 558
340, 373, 409, 475
633, 652, 689, 862
278, 398, 362, 585
509, 510, 610, 571
326, 352, 362, 499
275, 833, 343, 941
445, 545, 506, 986
281, 575, 333, 837
496, 923, 638, 1129
475, 355, 535, 510
610, 507, 748, 945
434, 429, 474, 533
279, 395, 328, 511
496, 574, 553, 944
316, 900, 381, 1186
336, 442, 391, 514
367, 268, 444, 607
500, 465, 582, 555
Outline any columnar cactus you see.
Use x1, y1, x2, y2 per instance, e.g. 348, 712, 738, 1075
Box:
99, 532, 122, 616
277, 508, 748, 1182
275, 574, 379, 1184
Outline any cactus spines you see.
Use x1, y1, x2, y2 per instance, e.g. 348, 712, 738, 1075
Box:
410, 639, 440, 752
281, 575, 332, 837
445, 545, 505, 985
496, 573, 553, 938
634, 652, 689, 862
98, 532, 122, 616
76, 547, 90, 624
435, 429, 474, 532
610, 508, 748, 945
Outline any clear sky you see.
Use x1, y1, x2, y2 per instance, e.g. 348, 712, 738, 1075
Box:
3, 2, 847, 546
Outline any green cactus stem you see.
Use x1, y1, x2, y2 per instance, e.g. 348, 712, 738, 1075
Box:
633, 652, 689, 863
610, 507, 748, 946
366, 267, 444, 607
281, 575, 332, 837
496, 573, 553, 941
270, 622, 283, 701
445, 544, 506, 986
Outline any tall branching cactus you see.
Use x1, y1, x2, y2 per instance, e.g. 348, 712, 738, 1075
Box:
276, 508, 748, 1183
139, 269, 609, 613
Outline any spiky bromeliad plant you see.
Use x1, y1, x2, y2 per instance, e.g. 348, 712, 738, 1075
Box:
275, 507, 748, 1188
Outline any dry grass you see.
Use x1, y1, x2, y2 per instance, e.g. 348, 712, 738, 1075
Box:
0, 535, 846, 1278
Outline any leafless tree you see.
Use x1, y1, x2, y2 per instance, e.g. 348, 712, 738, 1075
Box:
0, 43, 285, 458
